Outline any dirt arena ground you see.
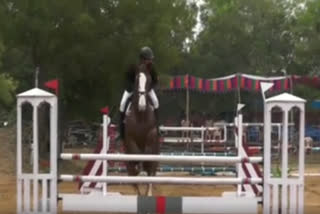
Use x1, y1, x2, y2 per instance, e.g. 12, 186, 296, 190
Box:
0, 128, 319, 214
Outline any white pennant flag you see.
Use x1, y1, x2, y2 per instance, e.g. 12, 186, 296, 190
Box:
260, 82, 274, 93
237, 103, 245, 112
260, 82, 274, 101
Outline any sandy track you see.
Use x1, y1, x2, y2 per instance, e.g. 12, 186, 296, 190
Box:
1, 127, 319, 213
1, 175, 320, 214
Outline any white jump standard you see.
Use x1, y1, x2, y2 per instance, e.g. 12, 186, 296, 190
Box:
16, 88, 306, 214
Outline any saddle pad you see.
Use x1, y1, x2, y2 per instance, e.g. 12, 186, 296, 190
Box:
125, 102, 154, 117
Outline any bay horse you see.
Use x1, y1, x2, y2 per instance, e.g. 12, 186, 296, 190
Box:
123, 63, 159, 196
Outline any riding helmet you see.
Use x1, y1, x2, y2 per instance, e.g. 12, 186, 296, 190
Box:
139, 46, 154, 60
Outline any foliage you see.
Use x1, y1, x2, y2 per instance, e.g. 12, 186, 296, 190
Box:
1, 0, 320, 123
0, 73, 17, 107
173, 0, 320, 117
187, 0, 295, 77
0, 0, 197, 121
292, 0, 320, 75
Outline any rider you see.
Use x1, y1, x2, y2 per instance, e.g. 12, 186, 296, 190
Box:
118, 46, 159, 140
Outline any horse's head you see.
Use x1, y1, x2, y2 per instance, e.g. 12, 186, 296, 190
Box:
134, 64, 152, 112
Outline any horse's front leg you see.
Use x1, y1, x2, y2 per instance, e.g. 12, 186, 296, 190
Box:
124, 137, 143, 195
146, 169, 156, 196
142, 162, 157, 196
144, 128, 159, 196
127, 161, 142, 195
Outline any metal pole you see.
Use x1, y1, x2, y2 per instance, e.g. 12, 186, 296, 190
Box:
186, 85, 190, 124
281, 70, 294, 122
237, 73, 241, 104
35, 66, 39, 88
102, 115, 108, 195
289, 75, 294, 122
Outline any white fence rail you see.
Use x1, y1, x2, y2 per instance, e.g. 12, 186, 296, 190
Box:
60, 175, 263, 185
60, 153, 262, 164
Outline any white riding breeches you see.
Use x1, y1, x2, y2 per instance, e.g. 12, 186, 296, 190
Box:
119, 90, 133, 112
119, 89, 159, 112
149, 89, 159, 109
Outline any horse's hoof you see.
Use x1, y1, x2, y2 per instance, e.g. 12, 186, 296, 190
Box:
140, 171, 147, 176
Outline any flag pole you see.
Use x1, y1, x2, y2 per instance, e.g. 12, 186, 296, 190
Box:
237, 73, 241, 104
186, 75, 190, 124
35, 66, 39, 88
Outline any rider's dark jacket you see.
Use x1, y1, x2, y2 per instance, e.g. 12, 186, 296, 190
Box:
125, 62, 158, 92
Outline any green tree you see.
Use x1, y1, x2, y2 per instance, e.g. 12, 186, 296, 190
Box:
0, 2, 16, 108
0, 74, 17, 107
1, 0, 197, 120
185, 0, 295, 78
293, 0, 320, 75
173, 0, 300, 117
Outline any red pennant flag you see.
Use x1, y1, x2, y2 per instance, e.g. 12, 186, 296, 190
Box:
169, 79, 173, 89
184, 75, 189, 89
100, 106, 109, 115
44, 79, 59, 95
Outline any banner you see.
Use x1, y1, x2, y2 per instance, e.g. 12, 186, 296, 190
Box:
164, 74, 291, 93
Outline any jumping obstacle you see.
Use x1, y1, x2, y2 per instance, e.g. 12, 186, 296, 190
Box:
161, 152, 237, 156
159, 122, 290, 151
79, 112, 110, 193
107, 152, 237, 175
16, 88, 306, 214
62, 194, 258, 214
108, 152, 237, 175
61, 153, 262, 163
82, 114, 261, 190
80, 111, 277, 182
108, 166, 236, 175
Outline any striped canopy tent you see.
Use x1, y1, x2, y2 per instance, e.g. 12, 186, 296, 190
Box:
161, 73, 292, 123
163, 73, 292, 93
292, 75, 320, 89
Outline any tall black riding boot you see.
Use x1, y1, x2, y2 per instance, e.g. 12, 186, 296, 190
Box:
119, 111, 125, 140
154, 108, 159, 124
154, 108, 160, 135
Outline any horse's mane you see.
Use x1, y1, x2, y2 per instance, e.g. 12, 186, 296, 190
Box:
128, 62, 154, 73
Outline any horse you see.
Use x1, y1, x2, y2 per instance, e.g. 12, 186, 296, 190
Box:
123, 63, 159, 196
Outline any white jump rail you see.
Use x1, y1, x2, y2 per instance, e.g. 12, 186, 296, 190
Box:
160, 125, 228, 147
60, 153, 262, 163
160, 122, 294, 145
61, 194, 259, 214
160, 126, 221, 131
59, 175, 262, 185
